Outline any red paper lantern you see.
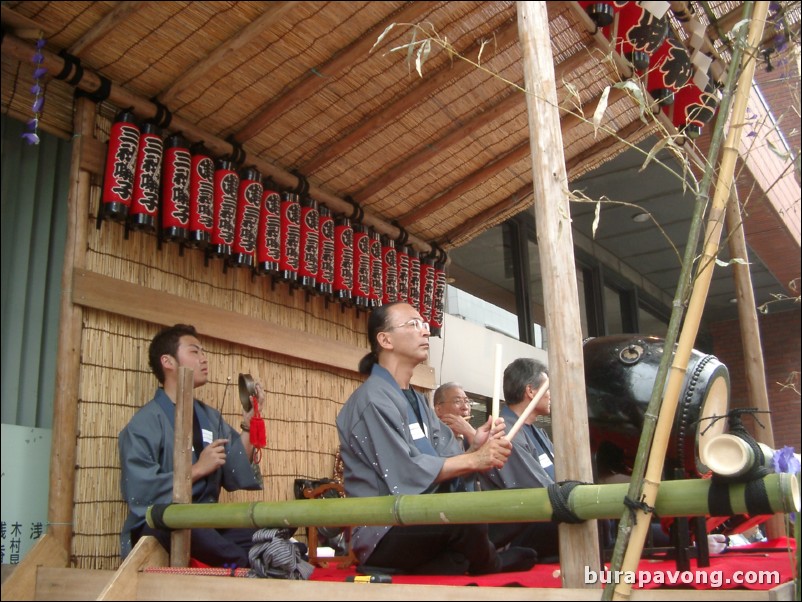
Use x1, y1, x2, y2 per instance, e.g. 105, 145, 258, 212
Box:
128, 121, 162, 232
160, 133, 191, 243
419, 254, 435, 322
187, 142, 214, 247
334, 215, 354, 303
209, 159, 238, 259
578, 1, 617, 27
646, 35, 693, 106
352, 223, 371, 309
604, 1, 669, 72
317, 205, 335, 297
102, 110, 139, 221
430, 254, 448, 337
664, 80, 719, 139
279, 191, 301, 283
407, 248, 421, 307
369, 229, 383, 308
381, 236, 398, 305
299, 195, 320, 291
255, 184, 281, 276
230, 167, 263, 267
396, 244, 410, 304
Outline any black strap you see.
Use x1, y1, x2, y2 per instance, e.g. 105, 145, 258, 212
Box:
56, 50, 84, 86
225, 134, 246, 166
547, 480, 586, 524
743, 478, 774, 516
149, 503, 171, 531
75, 74, 111, 103
708, 479, 734, 517
150, 97, 173, 129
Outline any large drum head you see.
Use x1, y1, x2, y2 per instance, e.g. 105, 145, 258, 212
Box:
584, 335, 730, 479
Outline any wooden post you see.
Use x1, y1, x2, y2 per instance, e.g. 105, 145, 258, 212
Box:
516, 1, 600, 587
170, 367, 194, 567
47, 96, 96, 555
724, 189, 784, 539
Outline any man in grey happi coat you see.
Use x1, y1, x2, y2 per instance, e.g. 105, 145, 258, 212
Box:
479, 357, 561, 562
336, 302, 538, 575
118, 324, 263, 567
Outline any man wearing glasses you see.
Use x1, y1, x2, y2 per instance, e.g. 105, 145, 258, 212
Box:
336, 302, 538, 575
433, 382, 476, 450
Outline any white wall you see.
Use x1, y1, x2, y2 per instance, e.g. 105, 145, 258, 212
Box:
428, 313, 548, 400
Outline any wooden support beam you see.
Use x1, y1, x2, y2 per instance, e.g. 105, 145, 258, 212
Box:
48, 97, 96, 555
171, 367, 194, 567
234, 1, 439, 143
68, 1, 149, 56
517, 1, 599, 587
299, 19, 522, 174
70, 268, 437, 389
159, 2, 298, 106
96, 536, 169, 601
0, 534, 69, 601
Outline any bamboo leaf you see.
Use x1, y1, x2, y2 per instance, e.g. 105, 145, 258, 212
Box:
640, 138, 668, 172
592, 201, 601, 239
478, 38, 490, 66
371, 23, 396, 53
715, 257, 750, 267
406, 27, 417, 72
593, 86, 611, 138
614, 80, 648, 121
767, 139, 791, 161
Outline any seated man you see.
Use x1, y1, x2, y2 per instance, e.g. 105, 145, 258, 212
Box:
336, 302, 537, 575
433, 382, 476, 450
478, 357, 561, 562
118, 323, 264, 568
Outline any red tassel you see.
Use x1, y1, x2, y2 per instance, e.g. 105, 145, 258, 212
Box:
249, 396, 267, 449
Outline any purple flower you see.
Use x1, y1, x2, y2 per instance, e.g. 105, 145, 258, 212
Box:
32, 96, 44, 113
772, 446, 801, 474
33, 66, 48, 79
36, 38, 46, 50
33, 51, 44, 63
30, 83, 42, 95
21, 132, 40, 145
27, 117, 38, 128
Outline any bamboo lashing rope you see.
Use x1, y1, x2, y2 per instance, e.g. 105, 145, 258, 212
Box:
505, 375, 549, 441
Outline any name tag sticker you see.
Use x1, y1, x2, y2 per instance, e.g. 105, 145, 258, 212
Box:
409, 422, 426, 440
539, 453, 553, 468
202, 428, 214, 445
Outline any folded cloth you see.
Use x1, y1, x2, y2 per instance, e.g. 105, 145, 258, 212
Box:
248, 528, 315, 579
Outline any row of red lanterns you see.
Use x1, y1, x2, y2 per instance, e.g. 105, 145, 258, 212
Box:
579, 1, 719, 138
99, 113, 448, 335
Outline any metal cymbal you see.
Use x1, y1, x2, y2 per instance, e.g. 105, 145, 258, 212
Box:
238, 373, 256, 412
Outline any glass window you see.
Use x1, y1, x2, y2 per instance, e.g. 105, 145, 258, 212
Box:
604, 285, 624, 335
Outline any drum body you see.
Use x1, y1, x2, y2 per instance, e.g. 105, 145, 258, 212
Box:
584, 334, 730, 479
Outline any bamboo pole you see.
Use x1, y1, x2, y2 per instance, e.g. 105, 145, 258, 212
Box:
48, 96, 96, 554
602, 3, 756, 597
170, 367, 194, 567
516, 2, 599, 586
147, 473, 799, 531
724, 188, 783, 539
609, 5, 770, 600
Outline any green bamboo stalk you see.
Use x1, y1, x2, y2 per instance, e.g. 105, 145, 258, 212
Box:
602, 4, 756, 600
147, 473, 799, 531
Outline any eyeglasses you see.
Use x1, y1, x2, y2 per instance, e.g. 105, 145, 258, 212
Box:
387, 318, 430, 333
